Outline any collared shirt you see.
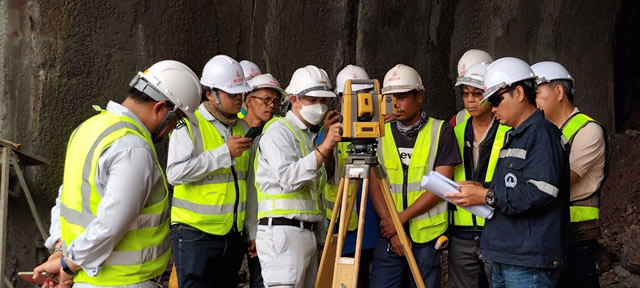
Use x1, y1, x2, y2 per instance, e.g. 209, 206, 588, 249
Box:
166, 103, 254, 232
479, 110, 570, 269
255, 111, 324, 223
563, 108, 606, 201
45, 101, 167, 281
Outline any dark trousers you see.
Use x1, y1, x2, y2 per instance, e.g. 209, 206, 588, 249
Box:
247, 251, 264, 288
171, 225, 244, 288
370, 237, 441, 288
448, 235, 491, 288
556, 239, 600, 288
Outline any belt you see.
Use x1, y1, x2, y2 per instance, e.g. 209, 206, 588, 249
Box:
258, 217, 316, 230
569, 219, 601, 242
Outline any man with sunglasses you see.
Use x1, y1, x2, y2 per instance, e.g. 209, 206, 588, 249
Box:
242, 73, 288, 288
34, 60, 201, 287
532, 61, 609, 288
166, 55, 254, 288
445, 57, 570, 287
448, 61, 510, 288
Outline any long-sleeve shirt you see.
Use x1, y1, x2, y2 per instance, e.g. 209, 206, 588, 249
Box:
48, 101, 168, 281
255, 111, 325, 225
166, 103, 255, 233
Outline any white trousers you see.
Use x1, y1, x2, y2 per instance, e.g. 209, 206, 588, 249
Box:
256, 224, 318, 288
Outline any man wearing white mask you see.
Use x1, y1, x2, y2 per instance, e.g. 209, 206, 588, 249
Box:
254, 65, 342, 288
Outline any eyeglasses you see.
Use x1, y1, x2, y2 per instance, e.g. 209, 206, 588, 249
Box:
251, 95, 281, 107
488, 87, 515, 107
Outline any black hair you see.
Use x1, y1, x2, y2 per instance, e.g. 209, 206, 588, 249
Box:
548, 79, 574, 103
127, 87, 156, 103
512, 80, 537, 105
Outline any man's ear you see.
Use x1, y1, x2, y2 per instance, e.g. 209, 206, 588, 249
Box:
515, 86, 526, 103
554, 84, 565, 102
206, 90, 216, 102
416, 91, 424, 104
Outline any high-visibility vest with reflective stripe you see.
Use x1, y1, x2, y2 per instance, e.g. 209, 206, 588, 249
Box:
324, 142, 358, 231
380, 119, 446, 244
561, 113, 600, 223
256, 117, 326, 219
455, 109, 470, 126
452, 119, 509, 227
60, 110, 170, 285
172, 110, 249, 235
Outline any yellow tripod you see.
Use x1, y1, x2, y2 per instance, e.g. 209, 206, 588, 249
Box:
315, 149, 425, 288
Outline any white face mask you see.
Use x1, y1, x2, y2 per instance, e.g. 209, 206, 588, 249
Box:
299, 103, 328, 125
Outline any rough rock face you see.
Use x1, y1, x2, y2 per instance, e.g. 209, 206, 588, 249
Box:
621, 225, 640, 274
0, 0, 633, 287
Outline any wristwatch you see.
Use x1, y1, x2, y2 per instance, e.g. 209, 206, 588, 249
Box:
485, 189, 497, 208
60, 256, 78, 276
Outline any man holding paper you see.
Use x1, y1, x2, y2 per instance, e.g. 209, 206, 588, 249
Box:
445, 57, 570, 287
369, 64, 461, 288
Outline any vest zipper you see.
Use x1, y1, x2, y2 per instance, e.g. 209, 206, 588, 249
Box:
230, 165, 240, 233
402, 166, 408, 210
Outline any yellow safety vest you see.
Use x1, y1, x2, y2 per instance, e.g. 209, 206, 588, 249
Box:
255, 117, 326, 219
561, 113, 600, 223
455, 109, 470, 126
324, 141, 359, 231
172, 110, 249, 235
380, 119, 446, 244
452, 119, 509, 227
59, 110, 170, 285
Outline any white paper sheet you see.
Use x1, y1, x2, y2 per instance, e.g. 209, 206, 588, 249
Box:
421, 171, 494, 220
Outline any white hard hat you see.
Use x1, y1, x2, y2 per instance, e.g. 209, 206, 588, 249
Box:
482, 57, 537, 100
530, 61, 574, 85
247, 73, 288, 101
285, 65, 336, 98
455, 62, 490, 90
381, 64, 424, 95
335, 65, 373, 94
200, 55, 251, 94
240, 60, 262, 81
130, 60, 202, 123
458, 49, 493, 76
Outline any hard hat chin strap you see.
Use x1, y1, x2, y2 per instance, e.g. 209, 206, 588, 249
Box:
152, 109, 176, 142
211, 90, 227, 114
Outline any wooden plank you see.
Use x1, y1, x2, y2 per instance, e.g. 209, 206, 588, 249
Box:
0, 148, 11, 288
11, 159, 48, 241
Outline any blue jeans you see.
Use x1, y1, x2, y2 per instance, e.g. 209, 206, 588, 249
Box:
369, 237, 441, 288
492, 262, 561, 288
171, 225, 244, 288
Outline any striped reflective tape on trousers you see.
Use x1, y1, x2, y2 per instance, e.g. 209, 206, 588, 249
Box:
412, 201, 448, 221
258, 199, 317, 212
172, 198, 246, 215
60, 203, 170, 231
197, 171, 248, 185
499, 148, 527, 160
104, 234, 171, 266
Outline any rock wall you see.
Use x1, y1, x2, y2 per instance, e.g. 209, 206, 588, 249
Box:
0, 0, 625, 286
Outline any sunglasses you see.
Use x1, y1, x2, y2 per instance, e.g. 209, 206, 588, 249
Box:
251, 95, 281, 107
488, 87, 515, 107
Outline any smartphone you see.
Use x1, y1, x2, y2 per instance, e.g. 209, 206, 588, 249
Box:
244, 126, 263, 140
17, 271, 58, 285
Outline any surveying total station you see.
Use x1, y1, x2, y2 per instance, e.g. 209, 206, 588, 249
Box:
315, 79, 426, 288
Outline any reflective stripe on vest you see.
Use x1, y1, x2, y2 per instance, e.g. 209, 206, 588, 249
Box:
561, 113, 600, 223
452, 119, 509, 227
172, 110, 249, 235
256, 117, 326, 219
455, 109, 470, 126
324, 142, 358, 231
60, 110, 170, 285
380, 118, 446, 243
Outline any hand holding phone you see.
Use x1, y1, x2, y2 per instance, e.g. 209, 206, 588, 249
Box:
18, 271, 58, 285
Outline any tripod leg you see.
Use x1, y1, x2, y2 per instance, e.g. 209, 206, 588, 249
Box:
349, 178, 369, 287
316, 176, 346, 288
378, 176, 426, 288
343, 179, 361, 234
332, 176, 357, 287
